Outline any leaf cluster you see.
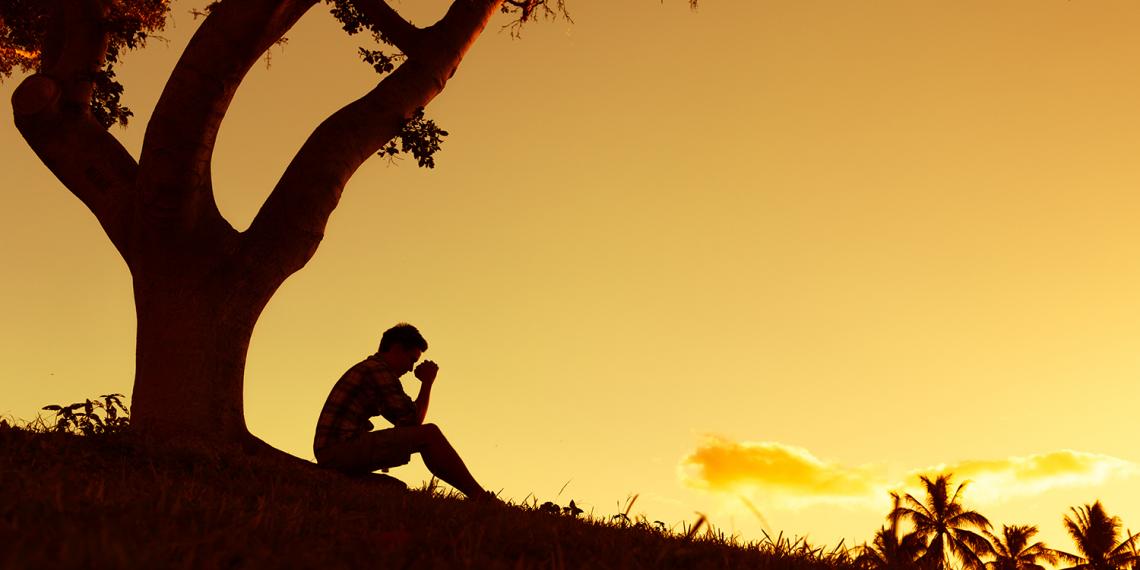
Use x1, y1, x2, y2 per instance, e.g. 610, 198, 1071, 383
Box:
326, 0, 402, 77
41, 393, 130, 436
358, 47, 404, 76
325, 0, 376, 37
379, 107, 449, 169
323, 1, 451, 167
0, 0, 169, 127
0, 0, 44, 77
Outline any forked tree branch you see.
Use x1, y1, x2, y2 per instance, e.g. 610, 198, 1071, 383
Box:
136, 0, 315, 234
11, 0, 138, 258
347, 0, 424, 56
243, 0, 503, 280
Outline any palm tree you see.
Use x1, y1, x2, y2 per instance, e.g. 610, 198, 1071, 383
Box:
856, 492, 924, 570
983, 524, 1059, 570
891, 473, 994, 570
1056, 501, 1140, 570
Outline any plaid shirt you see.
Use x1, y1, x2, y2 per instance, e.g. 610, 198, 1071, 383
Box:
313, 354, 418, 454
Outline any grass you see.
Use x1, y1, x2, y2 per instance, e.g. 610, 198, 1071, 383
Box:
0, 423, 856, 569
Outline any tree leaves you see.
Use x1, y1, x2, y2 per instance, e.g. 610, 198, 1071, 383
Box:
379, 107, 449, 169
0, 0, 168, 127
41, 393, 129, 436
358, 48, 404, 76
326, 0, 373, 37
0, 0, 50, 79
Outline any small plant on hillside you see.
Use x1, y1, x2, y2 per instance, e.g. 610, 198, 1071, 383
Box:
539, 499, 584, 517
601, 494, 670, 535
42, 393, 129, 436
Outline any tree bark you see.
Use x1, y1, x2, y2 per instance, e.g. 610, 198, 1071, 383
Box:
130, 278, 259, 443
126, 225, 278, 443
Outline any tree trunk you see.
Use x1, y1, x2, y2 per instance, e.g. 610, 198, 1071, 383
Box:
127, 251, 275, 445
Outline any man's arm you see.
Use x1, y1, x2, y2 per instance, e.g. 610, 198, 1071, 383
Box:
413, 360, 439, 425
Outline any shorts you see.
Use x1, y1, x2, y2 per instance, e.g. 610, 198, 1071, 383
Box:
316, 429, 413, 474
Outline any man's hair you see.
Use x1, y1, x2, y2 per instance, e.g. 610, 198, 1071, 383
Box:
379, 323, 428, 353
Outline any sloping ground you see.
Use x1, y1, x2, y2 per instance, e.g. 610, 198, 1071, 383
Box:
0, 427, 855, 569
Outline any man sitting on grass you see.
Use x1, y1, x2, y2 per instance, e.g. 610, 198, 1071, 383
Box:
314, 323, 490, 499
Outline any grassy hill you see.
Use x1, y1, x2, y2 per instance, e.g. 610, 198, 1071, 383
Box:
0, 424, 855, 569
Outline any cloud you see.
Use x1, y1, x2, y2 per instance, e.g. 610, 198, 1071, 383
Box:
678, 436, 885, 506
679, 437, 1137, 508
906, 450, 1137, 503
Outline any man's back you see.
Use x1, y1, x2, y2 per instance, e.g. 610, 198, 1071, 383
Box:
313, 354, 416, 457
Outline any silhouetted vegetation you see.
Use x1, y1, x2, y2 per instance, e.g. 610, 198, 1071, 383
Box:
853, 473, 1137, 570
983, 524, 1059, 570
891, 474, 994, 569
40, 393, 129, 435
3, 396, 1134, 569
854, 492, 923, 570
0, 403, 851, 569
1055, 502, 1140, 570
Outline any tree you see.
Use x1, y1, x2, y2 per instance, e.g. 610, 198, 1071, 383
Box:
983, 524, 1059, 570
891, 473, 994, 570
0, 0, 598, 448
1056, 502, 1140, 570
855, 492, 923, 570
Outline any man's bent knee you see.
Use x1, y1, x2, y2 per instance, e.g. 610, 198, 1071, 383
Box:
415, 423, 451, 448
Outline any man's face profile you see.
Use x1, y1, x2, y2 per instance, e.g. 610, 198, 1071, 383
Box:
388, 345, 422, 375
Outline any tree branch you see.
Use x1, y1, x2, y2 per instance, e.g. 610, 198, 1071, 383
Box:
136, 0, 315, 234
243, 0, 502, 280
347, 0, 424, 56
11, 0, 138, 258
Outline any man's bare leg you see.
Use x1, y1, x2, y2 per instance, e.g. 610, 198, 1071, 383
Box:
369, 423, 486, 497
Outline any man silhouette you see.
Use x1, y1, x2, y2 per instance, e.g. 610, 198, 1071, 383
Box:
314, 323, 489, 498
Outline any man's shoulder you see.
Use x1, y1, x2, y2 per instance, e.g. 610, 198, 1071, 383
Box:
342, 354, 379, 372
354, 355, 398, 382
331, 356, 378, 388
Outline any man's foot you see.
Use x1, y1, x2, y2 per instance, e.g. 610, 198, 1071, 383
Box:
468, 490, 501, 503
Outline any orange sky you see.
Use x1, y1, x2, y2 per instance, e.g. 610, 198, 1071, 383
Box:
5, 0, 1140, 556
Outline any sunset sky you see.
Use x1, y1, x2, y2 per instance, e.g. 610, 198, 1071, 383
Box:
5, 0, 1140, 555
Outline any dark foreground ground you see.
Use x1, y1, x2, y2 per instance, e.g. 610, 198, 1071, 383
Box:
0, 426, 856, 569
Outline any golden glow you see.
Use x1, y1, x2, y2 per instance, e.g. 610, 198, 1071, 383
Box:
681, 437, 1135, 508
679, 436, 884, 504
908, 451, 1137, 503
5, 0, 1140, 552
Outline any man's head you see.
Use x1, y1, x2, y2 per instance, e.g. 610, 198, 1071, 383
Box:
378, 323, 428, 374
